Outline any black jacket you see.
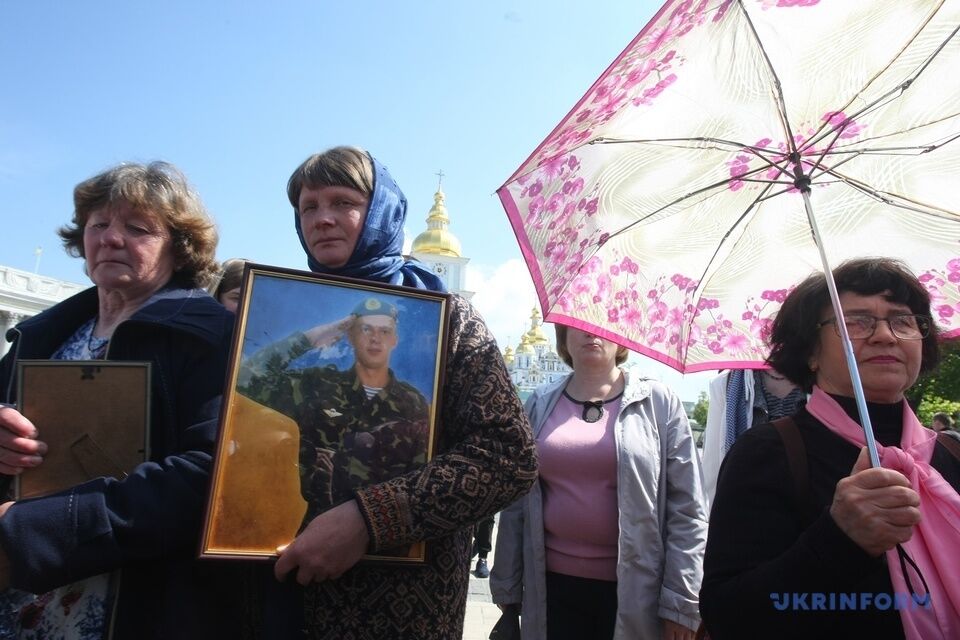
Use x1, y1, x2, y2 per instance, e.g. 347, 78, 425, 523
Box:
701, 397, 960, 640
0, 286, 243, 639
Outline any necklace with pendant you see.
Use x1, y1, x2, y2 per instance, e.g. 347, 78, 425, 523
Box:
562, 389, 624, 423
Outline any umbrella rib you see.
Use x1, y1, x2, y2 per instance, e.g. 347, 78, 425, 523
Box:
594, 135, 797, 179
818, 169, 960, 221
598, 109, 960, 159
749, 150, 960, 218
686, 182, 779, 349
735, 0, 798, 161
804, 13, 958, 152
820, 124, 960, 156
602, 159, 786, 243
796, 101, 958, 191
594, 135, 752, 152
595, 136, 824, 171
788, 6, 955, 187
800, 129, 960, 190
837, 137, 960, 156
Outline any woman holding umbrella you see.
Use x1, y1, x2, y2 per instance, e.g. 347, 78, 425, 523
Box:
491, 324, 707, 640
701, 258, 960, 639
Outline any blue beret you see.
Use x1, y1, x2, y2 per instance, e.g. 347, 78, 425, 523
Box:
351, 297, 398, 319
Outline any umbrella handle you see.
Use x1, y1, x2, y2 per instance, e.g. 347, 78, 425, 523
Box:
801, 189, 883, 469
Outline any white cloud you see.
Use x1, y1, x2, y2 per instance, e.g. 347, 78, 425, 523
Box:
466, 258, 540, 351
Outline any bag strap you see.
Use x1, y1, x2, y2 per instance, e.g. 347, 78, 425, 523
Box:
773, 424, 960, 507
772, 416, 809, 516
937, 431, 960, 462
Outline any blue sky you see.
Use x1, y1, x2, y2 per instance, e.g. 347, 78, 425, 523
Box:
0, 0, 714, 401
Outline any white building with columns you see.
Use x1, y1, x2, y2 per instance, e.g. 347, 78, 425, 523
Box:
0, 264, 85, 357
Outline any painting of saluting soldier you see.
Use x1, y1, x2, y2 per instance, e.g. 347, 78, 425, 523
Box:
203, 269, 446, 561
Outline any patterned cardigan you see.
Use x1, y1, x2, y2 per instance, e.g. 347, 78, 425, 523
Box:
251, 294, 539, 640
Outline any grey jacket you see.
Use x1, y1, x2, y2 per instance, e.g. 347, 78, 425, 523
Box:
490, 370, 708, 639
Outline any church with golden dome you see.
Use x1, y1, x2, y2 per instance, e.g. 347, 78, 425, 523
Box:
504, 307, 570, 398
409, 181, 472, 299
407, 178, 566, 398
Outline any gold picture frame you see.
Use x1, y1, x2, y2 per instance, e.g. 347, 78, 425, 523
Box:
15, 360, 151, 500
201, 264, 449, 563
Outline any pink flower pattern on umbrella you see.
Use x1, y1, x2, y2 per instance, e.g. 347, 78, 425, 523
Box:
530, 0, 722, 168
725, 112, 866, 193
500, 0, 960, 371
520, 146, 789, 364
920, 259, 960, 327
529, 0, 824, 170
758, 0, 820, 9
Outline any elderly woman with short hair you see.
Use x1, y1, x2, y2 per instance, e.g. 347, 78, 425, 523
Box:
0, 162, 237, 638
701, 258, 960, 639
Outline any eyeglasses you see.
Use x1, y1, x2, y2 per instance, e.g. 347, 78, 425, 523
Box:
817, 314, 931, 340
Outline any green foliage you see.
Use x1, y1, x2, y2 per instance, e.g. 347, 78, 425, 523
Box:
907, 341, 960, 421
692, 391, 709, 427
916, 395, 960, 427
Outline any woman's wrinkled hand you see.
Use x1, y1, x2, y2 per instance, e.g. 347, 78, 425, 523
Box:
830, 447, 920, 557
273, 499, 370, 585
0, 405, 47, 475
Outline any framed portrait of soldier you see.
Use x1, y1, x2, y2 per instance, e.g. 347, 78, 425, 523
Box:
201, 264, 450, 563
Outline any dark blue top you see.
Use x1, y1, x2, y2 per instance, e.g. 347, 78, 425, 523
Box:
0, 286, 242, 639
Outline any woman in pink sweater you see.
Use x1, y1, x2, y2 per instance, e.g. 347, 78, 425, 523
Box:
491, 324, 708, 640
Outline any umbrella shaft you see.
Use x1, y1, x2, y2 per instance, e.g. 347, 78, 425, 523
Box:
802, 190, 882, 469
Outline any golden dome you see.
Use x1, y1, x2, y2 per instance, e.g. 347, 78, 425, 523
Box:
411, 187, 462, 257
525, 308, 549, 345
503, 345, 515, 365
516, 334, 534, 355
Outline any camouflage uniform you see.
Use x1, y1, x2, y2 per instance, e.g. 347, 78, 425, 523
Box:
240, 334, 429, 521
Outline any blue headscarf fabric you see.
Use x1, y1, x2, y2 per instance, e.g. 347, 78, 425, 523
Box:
294, 153, 447, 292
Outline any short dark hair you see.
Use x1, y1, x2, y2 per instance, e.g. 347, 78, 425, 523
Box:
286, 146, 374, 210
59, 161, 219, 289
766, 257, 940, 392
554, 323, 629, 368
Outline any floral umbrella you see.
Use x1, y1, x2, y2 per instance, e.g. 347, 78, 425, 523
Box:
498, 0, 960, 379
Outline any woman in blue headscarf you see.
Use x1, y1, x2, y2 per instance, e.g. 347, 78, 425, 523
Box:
259, 146, 538, 640
290, 146, 446, 290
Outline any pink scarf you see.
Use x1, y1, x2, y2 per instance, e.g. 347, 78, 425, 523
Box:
806, 387, 960, 640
